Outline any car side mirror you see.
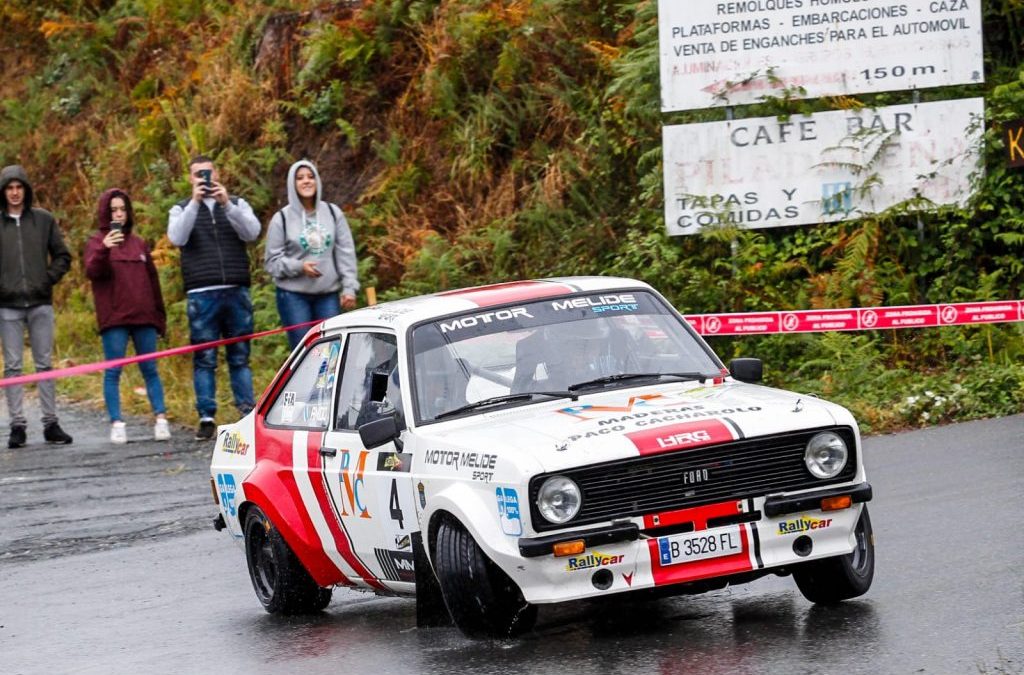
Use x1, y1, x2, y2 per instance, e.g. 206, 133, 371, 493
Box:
729, 358, 763, 383
359, 415, 403, 450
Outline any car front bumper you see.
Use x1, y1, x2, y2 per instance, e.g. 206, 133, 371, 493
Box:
508, 482, 871, 604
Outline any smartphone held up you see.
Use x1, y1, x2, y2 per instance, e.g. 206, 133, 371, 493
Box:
197, 168, 213, 196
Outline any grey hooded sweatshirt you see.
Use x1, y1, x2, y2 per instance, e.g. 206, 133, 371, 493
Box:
264, 160, 359, 297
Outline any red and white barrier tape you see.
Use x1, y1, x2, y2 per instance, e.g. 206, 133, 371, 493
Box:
1, 300, 1021, 387
685, 300, 1024, 336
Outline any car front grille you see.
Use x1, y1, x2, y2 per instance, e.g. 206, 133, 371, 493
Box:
529, 426, 857, 532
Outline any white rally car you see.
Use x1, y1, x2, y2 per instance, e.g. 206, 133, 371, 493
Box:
211, 277, 874, 637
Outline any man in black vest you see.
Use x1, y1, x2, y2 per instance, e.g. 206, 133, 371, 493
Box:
168, 155, 261, 440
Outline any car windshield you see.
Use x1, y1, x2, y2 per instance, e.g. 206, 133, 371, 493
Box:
410, 290, 721, 423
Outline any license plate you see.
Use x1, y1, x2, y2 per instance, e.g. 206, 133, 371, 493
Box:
657, 526, 743, 566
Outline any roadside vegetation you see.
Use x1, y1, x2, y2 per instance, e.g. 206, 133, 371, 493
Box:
1, 0, 1022, 433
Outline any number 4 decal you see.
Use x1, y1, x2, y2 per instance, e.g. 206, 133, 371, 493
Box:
389, 479, 404, 530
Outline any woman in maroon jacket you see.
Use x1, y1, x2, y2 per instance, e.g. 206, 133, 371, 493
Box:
85, 189, 170, 444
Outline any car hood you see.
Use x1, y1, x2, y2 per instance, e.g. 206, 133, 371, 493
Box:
414, 381, 846, 475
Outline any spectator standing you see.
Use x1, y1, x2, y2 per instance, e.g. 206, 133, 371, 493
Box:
264, 159, 359, 350
167, 155, 260, 440
0, 165, 73, 447
84, 188, 170, 444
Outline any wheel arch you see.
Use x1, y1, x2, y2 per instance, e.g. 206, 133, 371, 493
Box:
240, 466, 347, 588
421, 481, 522, 571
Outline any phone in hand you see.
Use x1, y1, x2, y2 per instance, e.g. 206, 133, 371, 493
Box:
111, 222, 123, 233
197, 169, 213, 195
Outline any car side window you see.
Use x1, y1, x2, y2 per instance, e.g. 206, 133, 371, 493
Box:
335, 333, 400, 431
265, 338, 342, 429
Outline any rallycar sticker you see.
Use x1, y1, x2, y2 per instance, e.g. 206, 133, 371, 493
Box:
565, 550, 625, 572
496, 487, 523, 536
777, 515, 833, 535
220, 430, 250, 456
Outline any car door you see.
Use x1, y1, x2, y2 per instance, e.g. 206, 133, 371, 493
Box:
260, 334, 385, 589
320, 331, 418, 590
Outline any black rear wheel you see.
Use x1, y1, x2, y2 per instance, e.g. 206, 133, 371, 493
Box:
244, 506, 332, 614
793, 506, 875, 604
434, 517, 537, 637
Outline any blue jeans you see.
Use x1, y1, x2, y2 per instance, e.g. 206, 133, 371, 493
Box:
101, 325, 166, 422
187, 287, 255, 419
275, 287, 342, 350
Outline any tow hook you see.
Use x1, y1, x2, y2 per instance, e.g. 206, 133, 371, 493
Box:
213, 514, 226, 531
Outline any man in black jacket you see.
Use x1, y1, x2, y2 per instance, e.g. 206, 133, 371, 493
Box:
167, 155, 261, 440
0, 165, 73, 447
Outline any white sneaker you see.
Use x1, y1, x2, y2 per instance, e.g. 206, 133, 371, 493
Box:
154, 418, 171, 441
110, 421, 127, 445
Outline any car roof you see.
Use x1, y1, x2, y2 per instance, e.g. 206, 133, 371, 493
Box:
322, 276, 654, 333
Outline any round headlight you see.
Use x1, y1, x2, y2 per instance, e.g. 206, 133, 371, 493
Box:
536, 476, 581, 524
804, 432, 849, 479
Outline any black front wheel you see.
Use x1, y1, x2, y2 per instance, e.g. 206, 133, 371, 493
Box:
244, 506, 332, 614
793, 505, 875, 604
434, 517, 537, 637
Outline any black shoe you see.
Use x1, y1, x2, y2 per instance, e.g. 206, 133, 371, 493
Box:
195, 420, 216, 440
43, 423, 73, 444
8, 426, 26, 448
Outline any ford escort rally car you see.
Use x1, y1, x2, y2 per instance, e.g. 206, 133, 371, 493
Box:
211, 277, 874, 637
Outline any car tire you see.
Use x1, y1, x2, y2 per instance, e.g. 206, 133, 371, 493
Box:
244, 506, 333, 614
434, 517, 537, 637
793, 505, 874, 604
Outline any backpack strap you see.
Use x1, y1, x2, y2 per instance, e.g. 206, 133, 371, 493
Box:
275, 207, 287, 238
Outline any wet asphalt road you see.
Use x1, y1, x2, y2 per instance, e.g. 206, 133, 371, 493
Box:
0, 401, 1022, 675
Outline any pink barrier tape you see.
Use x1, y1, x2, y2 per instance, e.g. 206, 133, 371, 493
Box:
2, 300, 1021, 387
0, 319, 322, 388
685, 300, 1024, 336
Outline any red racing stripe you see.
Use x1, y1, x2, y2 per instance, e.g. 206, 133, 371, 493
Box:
626, 419, 735, 456
304, 432, 385, 590
274, 461, 351, 586
436, 280, 575, 307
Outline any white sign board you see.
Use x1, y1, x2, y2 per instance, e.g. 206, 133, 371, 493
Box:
662, 98, 984, 235
659, 0, 984, 112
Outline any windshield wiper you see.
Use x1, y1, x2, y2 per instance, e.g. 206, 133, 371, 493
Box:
434, 391, 578, 420
567, 372, 715, 392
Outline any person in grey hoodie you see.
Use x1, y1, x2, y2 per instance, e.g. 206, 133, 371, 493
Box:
0, 165, 73, 448
264, 159, 359, 349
